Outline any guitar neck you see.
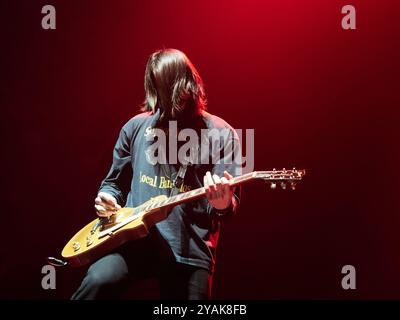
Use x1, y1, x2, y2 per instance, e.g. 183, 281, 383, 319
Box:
162, 172, 256, 207
142, 169, 304, 212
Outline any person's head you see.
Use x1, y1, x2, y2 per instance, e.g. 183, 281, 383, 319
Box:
141, 48, 206, 123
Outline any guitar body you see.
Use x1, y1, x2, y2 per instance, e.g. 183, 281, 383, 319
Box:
62, 195, 169, 267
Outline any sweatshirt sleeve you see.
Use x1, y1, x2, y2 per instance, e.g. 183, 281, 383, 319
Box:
98, 125, 133, 206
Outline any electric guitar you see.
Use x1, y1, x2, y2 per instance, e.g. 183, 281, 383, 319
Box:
61, 168, 305, 267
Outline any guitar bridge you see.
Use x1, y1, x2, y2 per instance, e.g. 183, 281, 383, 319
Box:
99, 216, 118, 231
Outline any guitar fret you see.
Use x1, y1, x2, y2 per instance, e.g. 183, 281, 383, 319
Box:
231, 173, 253, 184
175, 194, 183, 201
194, 188, 204, 195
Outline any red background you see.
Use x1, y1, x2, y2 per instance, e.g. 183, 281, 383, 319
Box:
1, 0, 399, 299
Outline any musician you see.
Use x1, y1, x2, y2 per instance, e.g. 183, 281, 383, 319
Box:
71, 49, 241, 300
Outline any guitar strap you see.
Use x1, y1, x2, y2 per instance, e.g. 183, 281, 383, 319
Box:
170, 163, 189, 197
170, 145, 198, 197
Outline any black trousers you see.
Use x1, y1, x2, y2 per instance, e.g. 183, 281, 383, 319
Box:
71, 230, 212, 300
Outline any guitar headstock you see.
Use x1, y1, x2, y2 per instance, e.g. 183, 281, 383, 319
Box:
253, 168, 306, 190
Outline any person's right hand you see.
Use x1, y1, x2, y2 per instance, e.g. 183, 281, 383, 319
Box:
95, 192, 121, 217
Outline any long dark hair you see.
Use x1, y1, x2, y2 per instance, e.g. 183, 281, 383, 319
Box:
141, 49, 206, 122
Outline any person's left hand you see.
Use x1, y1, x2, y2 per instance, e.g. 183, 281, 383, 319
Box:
203, 171, 234, 210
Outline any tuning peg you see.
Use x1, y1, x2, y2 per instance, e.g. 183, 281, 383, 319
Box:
280, 182, 287, 190
270, 182, 277, 189
291, 182, 296, 190
293, 167, 296, 172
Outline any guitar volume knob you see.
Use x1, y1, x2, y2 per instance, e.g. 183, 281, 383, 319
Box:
72, 241, 81, 252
